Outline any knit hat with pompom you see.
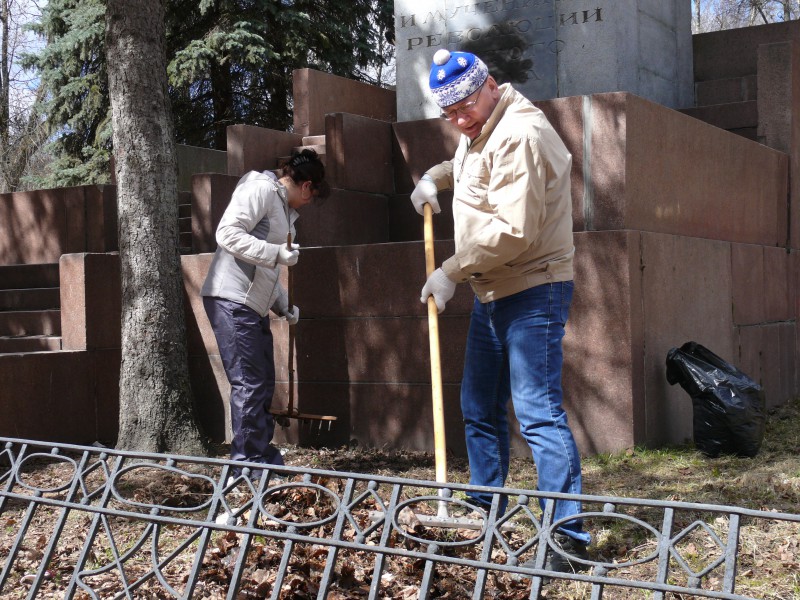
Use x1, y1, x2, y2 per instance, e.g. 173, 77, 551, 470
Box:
428, 49, 489, 108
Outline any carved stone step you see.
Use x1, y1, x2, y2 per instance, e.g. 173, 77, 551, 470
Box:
0, 288, 60, 311
0, 264, 59, 291
0, 335, 62, 354
0, 310, 61, 337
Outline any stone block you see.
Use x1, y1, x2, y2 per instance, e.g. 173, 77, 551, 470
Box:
294, 189, 390, 247
640, 233, 735, 448
680, 101, 759, 131
64, 186, 86, 255
85, 185, 119, 254
176, 144, 227, 191
582, 93, 626, 232
394, 0, 693, 121
91, 349, 121, 444
181, 253, 216, 356
0, 351, 98, 443
596, 93, 789, 247
737, 325, 764, 391
727, 127, 759, 142
272, 316, 470, 385
324, 113, 394, 194
692, 19, 800, 81
759, 324, 783, 410
695, 76, 757, 106
293, 68, 397, 137
388, 192, 454, 243
567, 231, 642, 453
763, 245, 791, 322
536, 96, 587, 230
0, 264, 59, 289
391, 118, 461, 194
793, 43, 800, 252
59, 253, 121, 351
731, 244, 764, 326
189, 353, 231, 443
226, 124, 303, 177
738, 312, 795, 412
59, 254, 87, 350
290, 242, 474, 319
0, 186, 117, 266
758, 41, 797, 154
191, 173, 240, 253
779, 322, 797, 405
0, 288, 59, 311
0, 310, 60, 337
0, 188, 65, 265
760, 40, 800, 250
792, 250, 800, 319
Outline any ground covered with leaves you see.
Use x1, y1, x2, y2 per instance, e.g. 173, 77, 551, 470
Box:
1, 399, 798, 599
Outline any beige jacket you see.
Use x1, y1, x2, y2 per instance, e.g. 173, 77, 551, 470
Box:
425, 84, 574, 303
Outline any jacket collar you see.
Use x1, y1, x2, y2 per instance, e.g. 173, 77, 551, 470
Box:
468, 83, 516, 146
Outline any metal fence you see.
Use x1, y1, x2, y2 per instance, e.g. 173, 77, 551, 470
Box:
0, 437, 798, 599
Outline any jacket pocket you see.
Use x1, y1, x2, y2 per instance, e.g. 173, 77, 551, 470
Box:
458, 159, 490, 210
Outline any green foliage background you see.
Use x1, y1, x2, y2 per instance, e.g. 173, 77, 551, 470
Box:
24, 0, 394, 188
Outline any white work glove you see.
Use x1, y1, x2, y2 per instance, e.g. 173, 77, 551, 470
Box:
410, 175, 441, 216
282, 305, 300, 325
277, 243, 300, 266
420, 268, 456, 314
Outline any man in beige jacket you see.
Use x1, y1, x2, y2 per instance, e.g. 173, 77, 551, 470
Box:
411, 49, 590, 572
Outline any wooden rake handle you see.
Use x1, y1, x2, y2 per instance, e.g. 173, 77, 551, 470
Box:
424, 203, 448, 484
286, 232, 295, 415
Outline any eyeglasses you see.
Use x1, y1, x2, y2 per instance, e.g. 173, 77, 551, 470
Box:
439, 85, 484, 120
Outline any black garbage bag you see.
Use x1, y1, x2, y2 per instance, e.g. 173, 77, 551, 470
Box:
666, 341, 765, 458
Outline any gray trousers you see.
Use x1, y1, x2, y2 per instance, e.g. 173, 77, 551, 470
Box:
203, 297, 284, 470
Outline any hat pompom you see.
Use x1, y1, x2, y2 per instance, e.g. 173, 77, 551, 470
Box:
428, 51, 489, 108
433, 49, 451, 66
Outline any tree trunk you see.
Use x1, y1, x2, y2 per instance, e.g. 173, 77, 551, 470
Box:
0, 0, 10, 188
695, 0, 702, 31
106, 0, 207, 455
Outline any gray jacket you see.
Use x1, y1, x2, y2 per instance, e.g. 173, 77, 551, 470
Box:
201, 171, 298, 317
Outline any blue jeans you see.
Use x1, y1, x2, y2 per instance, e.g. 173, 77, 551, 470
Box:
203, 297, 284, 472
461, 282, 589, 544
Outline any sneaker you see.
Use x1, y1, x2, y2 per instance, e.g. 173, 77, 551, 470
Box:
545, 532, 590, 573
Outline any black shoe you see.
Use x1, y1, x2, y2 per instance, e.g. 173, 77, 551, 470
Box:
545, 532, 590, 573
511, 533, 590, 582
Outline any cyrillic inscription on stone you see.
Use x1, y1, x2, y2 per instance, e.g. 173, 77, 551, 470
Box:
394, 0, 693, 121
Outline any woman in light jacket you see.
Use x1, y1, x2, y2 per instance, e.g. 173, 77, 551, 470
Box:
201, 149, 329, 478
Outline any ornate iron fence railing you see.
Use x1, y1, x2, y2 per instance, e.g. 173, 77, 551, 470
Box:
0, 437, 797, 599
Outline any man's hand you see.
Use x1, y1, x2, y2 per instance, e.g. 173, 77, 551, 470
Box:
420, 268, 456, 314
277, 243, 300, 266
410, 176, 441, 216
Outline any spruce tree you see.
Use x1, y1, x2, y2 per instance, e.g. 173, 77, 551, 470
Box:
26, 0, 394, 187
26, 0, 111, 186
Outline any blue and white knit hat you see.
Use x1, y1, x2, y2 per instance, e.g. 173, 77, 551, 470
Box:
429, 49, 489, 108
